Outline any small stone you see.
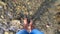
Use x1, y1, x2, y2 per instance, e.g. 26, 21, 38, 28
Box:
46, 24, 50, 28
11, 20, 21, 25
1, 15, 4, 18
30, 11, 33, 15
4, 31, 9, 34
9, 32, 14, 34
0, 1, 6, 5
46, 25, 50, 28
0, 6, 3, 8
27, 2, 30, 5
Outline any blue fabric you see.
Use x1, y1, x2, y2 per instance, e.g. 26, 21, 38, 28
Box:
16, 29, 29, 34
30, 29, 44, 34
16, 29, 44, 34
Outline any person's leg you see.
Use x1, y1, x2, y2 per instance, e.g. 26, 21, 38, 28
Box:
30, 29, 44, 34
16, 29, 29, 34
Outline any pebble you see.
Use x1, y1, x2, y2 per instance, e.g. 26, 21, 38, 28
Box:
0, 6, 3, 8
0, 1, 6, 6
46, 25, 50, 28
1, 15, 4, 18
4, 31, 9, 34
11, 20, 21, 25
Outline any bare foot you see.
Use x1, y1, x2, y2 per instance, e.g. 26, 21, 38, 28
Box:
23, 18, 28, 30
28, 20, 34, 32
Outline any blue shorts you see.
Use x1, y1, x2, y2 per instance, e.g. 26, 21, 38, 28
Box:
16, 29, 44, 34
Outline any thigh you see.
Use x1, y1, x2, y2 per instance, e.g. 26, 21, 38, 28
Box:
30, 29, 44, 34
16, 29, 29, 34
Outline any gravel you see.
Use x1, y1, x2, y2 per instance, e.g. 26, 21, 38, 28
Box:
0, 0, 60, 34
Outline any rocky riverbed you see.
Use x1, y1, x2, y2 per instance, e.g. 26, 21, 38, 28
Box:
0, 0, 60, 34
